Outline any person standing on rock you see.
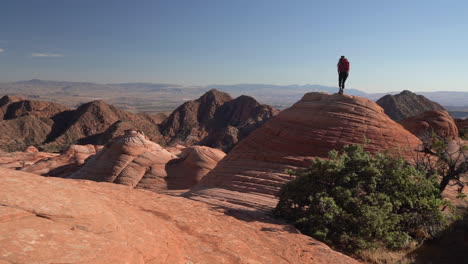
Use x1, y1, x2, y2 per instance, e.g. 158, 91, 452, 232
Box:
337, 56, 350, 94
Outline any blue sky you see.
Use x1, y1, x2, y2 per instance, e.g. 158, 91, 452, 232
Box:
0, 0, 467, 92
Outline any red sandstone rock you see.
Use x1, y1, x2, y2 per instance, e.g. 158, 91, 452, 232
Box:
21, 144, 100, 177
165, 144, 186, 155
187, 92, 422, 211
0, 167, 360, 264
70, 130, 177, 192
24, 146, 39, 153
401, 110, 459, 139
165, 146, 226, 189
0, 150, 57, 170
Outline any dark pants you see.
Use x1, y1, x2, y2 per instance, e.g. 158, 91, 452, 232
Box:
338, 72, 349, 91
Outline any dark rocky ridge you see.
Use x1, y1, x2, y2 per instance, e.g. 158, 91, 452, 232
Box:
0, 95, 164, 152
376, 90, 445, 122
159, 89, 279, 153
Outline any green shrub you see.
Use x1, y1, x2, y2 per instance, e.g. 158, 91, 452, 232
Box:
274, 144, 450, 253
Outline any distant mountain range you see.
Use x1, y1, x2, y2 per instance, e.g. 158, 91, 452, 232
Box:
0, 80, 467, 113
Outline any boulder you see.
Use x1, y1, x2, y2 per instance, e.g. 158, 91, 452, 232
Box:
165, 146, 226, 189
401, 110, 459, 139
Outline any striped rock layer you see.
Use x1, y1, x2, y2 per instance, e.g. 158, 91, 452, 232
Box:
187, 92, 422, 211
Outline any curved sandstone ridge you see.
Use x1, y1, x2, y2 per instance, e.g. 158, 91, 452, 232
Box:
21, 144, 101, 177
0, 168, 360, 264
187, 92, 422, 211
401, 110, 459, 139
70, 130, 176, 192
166, 146, 226, 189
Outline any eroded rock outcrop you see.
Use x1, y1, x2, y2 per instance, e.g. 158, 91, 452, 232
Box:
21, 144, 101, 177
0, 96, 69, 152
0, 167, 360, 264
376, 90, 445, 122
401, 110, 459, 139
0, 147, 57, 170
187, 92, 422, 211
160, 89, 279, 152
70, 130, 176, 192
166, 146, 226, 189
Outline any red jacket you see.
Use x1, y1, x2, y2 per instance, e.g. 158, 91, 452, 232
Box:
337, 58, 350, 72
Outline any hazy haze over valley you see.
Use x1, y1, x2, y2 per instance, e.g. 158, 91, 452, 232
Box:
1, 79, 467, 117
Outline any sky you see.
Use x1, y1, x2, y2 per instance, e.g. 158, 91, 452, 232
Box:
0, 0, 467, 93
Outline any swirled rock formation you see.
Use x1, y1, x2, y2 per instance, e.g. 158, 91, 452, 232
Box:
187, 92, 422, 211
0, 167, 360, 264
70, 130, 176, 192
401, 110, 459, 139
165, 146, 226, 189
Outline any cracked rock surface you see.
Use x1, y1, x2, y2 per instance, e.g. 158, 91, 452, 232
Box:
0, 167, 360, 264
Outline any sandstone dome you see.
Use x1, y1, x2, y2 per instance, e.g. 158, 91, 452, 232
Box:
186, 92, 422, 211
165, 145, 226, 189
70, 130, 176, 192
401, 110, 459, 139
